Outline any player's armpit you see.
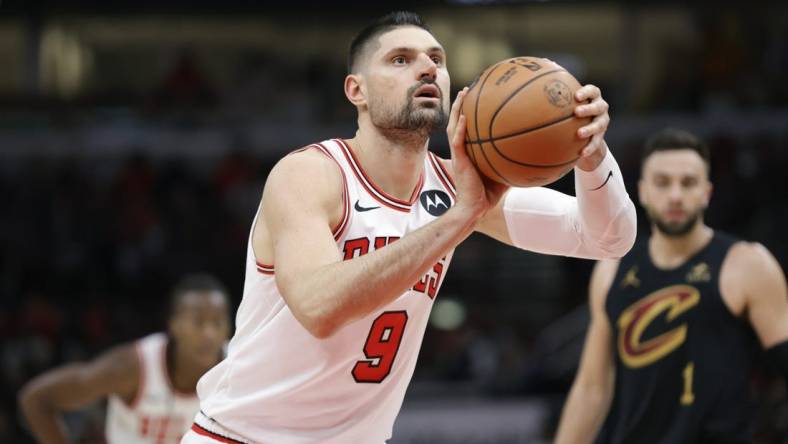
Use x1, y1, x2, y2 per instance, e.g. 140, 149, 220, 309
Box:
726, 242, 788, 348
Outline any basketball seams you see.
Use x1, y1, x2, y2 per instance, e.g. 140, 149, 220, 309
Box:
487, 68, 566, 139
462, 58, 588, 186
467, 61, 505, 166
473, 62, 504, 142
476, 142, 514, 186
467, 112, 575, 145
488, 115, 583, 168
486, 67, 566, 183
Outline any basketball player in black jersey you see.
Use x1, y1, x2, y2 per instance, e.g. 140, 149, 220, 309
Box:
554, 128, 788, 444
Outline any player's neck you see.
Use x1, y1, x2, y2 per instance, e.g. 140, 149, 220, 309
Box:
649, 222, 713, 269
166, 341, 215, 393
347, 126, 427, 201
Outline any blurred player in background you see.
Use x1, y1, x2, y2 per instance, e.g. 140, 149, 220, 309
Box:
555, 128, 788, 444
19, 274, 231, 444
185, 11, 636, 444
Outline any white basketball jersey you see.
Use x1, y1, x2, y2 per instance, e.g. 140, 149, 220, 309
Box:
106, 333, 200, 444
195, 138, 457, 444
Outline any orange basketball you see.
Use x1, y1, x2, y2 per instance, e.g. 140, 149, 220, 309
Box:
461, 57, 591, 187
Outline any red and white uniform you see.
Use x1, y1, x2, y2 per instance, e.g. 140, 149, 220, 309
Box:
106, 333, 199, 444
190, 139, 457, 444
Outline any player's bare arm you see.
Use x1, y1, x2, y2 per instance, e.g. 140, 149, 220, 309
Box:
18, 344, 139, 444
721, 241, 788, 380
468, 84, 636, 259
554, 259, 619, 444
258, 89, 503, 339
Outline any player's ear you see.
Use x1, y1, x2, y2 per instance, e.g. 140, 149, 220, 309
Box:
344, 74, 367, 108
703, 180, 713, 208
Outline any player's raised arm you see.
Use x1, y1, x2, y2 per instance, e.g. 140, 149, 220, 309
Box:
474, 85, 637, 259
554, 259, 619, 444
724, 242, 788, 379
263, 90, 504, 339
18, 345, 139, 444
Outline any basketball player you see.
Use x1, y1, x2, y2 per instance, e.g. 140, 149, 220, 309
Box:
554, 128, 788, 444
184, 12, 637, 444
19, 274, 231, 444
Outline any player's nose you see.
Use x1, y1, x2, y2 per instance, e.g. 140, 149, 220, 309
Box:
668, 183, 684, 201
415, 53, 437, 81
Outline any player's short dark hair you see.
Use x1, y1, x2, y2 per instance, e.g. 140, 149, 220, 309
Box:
641, 128, 710, 171
168, 273, 229, 318
348, 11, 431, 74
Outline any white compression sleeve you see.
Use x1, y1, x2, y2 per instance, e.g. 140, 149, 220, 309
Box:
502, 150, 637, 260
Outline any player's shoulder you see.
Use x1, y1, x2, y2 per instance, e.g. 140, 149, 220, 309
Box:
724, 240, 781, 279
80, 340, 142, 401
274, 144, 341, 175
265, 144, 344, 197
589, 259, 621, 304
98, 341, 142, 376
592, 258, 621, 287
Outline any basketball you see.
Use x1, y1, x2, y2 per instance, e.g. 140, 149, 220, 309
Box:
461, 57, 592, 187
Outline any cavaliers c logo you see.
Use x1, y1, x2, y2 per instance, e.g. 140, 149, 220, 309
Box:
617, 285, 700, 368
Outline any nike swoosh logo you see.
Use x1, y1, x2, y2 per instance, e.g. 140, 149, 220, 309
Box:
354, 200, 380, 212
590, 171, 613, 191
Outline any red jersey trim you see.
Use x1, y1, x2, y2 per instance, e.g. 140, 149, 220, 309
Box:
427, 152, 457, 199
335, 138, 423, 212
191, 423, 247, 444
255, 261, 275, 275
314, 143, 351, 240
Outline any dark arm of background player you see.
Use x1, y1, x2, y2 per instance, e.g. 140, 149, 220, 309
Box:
18, 344, 139, 444
554, 259, 619, 444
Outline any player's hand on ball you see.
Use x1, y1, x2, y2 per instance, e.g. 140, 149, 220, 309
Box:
447, 87, 508, 216
574, 84, 610, 171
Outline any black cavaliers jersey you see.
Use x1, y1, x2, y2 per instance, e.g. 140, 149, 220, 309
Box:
597, 231, 758, 444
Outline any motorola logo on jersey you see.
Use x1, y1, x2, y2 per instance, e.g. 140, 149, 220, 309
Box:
617, 285, 700, 369
420, 190, 451, 216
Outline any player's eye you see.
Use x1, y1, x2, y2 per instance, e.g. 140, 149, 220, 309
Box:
682, 177, 698, 188
654, 177, 669, 188
431, 56, 443, 65
392, 56, 407, 65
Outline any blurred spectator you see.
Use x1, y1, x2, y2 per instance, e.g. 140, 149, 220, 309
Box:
152, 48, 218, 111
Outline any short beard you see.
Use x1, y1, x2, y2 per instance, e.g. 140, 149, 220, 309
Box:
647, 207, 702, 237
369, 80, 448, 139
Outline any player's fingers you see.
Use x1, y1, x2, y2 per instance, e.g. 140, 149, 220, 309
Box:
447, 87, 468, 131
574, 98, 609, 118
582, 133, 602, 156
575, 84, 601, 102
578, 113, 609, 139
450, 115, 468, 155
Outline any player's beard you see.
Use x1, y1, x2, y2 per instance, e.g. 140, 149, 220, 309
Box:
647, 206, 703, 237
368, 80, 448, 137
